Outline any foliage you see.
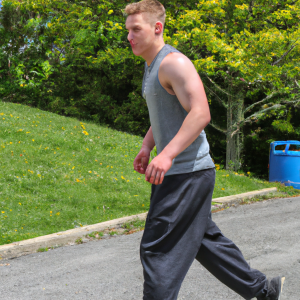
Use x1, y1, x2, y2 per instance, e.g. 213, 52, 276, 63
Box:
1, 0, 300, 177
0, 0, 149, 136
164, 0, 300, 170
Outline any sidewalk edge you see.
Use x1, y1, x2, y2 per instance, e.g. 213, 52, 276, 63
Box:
0, 213, 148, 260
0, 187, 278, 260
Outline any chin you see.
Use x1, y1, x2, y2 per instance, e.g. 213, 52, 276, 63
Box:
131, 47, 142, 56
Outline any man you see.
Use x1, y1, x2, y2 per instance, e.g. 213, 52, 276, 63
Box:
125, 1, 285, 299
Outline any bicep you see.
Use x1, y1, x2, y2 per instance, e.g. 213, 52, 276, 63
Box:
170, 62, 209, 113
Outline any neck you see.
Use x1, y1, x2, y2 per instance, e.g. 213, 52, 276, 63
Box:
142, 39, 165, 66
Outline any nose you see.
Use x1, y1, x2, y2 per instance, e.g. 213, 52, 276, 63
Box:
127, 30, 133, 42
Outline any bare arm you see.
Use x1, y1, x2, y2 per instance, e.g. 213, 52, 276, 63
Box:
145, 52, 211, 184
159, 53, 211, 160
142, 126, 155, 151
133, 126, 155, 174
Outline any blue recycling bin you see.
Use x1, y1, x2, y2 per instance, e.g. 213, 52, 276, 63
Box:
269, 140, 300, 189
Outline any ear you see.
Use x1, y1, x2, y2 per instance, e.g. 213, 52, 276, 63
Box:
155, 21, 163, 34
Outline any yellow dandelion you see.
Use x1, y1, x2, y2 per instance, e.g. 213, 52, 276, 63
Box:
88, 171, 92, 173
121, 176, 125, 180
72, 166, 75, 169
1, 211, 4, 213
221, 188, 225, 190
19, 202, 22, 205
56, 212, 60, 216
86, 148, 89, 151
32, 139, 35, 142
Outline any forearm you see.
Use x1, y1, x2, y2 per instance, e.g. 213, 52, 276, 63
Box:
142, 126, 155, 151
161, 108, 210, 160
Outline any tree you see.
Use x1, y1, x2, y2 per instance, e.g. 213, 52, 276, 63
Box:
0, 0, 150, 135
164, 0, 300, 170
1, 0, 300, 173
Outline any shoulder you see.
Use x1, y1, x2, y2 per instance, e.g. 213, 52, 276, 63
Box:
159, 52, 196, 79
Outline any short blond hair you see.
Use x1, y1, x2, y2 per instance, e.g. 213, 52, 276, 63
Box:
125, 0, 166, 26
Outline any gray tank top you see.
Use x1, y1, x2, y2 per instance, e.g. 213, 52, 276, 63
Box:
142, 44, 215, 176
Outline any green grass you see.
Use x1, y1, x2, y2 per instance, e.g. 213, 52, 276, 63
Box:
212, 170, 274, 197
0, 101, 148, 245
0, 101, 297, 246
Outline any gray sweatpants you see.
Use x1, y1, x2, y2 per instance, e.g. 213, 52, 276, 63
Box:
140, 168, 267, 300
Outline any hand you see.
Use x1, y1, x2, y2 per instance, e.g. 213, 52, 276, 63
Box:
145, 153, 173, 185
133, 146, 151, 174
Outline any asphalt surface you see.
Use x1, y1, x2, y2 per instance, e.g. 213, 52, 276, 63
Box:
1, 197, 300, 300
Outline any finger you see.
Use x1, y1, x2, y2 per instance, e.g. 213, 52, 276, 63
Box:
149, 167, 157, 184
158, 171, 165, 185
145, 164, 153, 182
146, 164, 156, 183
140, 157, 145, 172
154, 169, 161, 185
133, 157, 140, 170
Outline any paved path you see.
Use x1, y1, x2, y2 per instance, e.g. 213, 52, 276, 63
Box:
1, 197, 300, 300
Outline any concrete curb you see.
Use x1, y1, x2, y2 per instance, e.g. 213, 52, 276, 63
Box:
0, 188, 278, 260
213, 187, 278, 207
0, 213, 148, 260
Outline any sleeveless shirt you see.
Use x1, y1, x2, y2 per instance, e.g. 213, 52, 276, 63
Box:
142, 44, 215, 176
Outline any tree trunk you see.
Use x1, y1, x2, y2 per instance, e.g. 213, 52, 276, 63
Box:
226, 95, 244, 171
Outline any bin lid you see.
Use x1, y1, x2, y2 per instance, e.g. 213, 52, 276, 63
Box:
271, 140, 300, 145
287, 140, 300, 143
271, 140, 300, 157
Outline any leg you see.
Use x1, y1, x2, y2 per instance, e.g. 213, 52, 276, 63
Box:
196, 217, 267, 300
140, 168, 215, 300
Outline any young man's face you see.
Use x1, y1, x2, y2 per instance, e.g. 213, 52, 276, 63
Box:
125, 13, 158, 57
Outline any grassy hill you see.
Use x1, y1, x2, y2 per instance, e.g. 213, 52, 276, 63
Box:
0, 101, 284, 245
